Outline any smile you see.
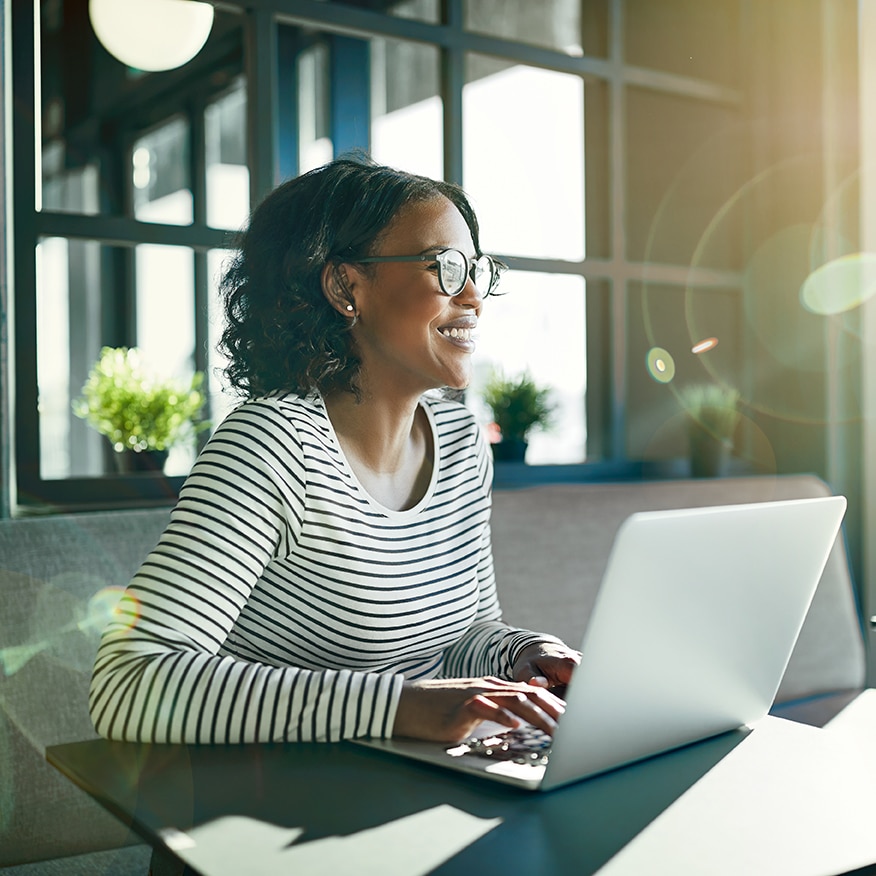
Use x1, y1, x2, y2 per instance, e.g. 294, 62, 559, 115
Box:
440, 327, 473, 341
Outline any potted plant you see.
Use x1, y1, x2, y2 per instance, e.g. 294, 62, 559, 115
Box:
73, 346, 209, 473
678, 383, 741, 478
482, 369, 554, 462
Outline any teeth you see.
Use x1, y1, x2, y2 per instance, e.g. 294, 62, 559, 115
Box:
441, 327, 472, 341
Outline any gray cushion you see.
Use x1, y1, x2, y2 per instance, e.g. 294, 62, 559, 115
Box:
0, 509, 170, 866
0, 843, 151, 875
491, 474, 866, 702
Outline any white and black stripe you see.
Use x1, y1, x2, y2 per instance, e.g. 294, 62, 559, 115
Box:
89, 392, 552, 743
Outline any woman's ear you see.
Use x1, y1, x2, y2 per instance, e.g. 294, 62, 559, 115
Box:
321, 262, 358, 318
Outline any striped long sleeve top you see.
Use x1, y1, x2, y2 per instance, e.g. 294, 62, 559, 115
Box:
89, 391, 557, 743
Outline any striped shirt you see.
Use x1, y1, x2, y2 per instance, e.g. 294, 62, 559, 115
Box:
89, 392, 554, 743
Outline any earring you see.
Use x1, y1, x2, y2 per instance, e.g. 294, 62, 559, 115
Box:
345, 304, 354, 312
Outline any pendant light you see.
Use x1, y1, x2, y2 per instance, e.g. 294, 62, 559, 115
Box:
88, 0, 215, 73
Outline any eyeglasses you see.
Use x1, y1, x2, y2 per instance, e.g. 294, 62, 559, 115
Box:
357, 248, 504, 299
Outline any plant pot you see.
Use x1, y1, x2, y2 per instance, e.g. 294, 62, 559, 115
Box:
491, 439, 528, 463
688, 428, 730, 478
113, 449, 169, 474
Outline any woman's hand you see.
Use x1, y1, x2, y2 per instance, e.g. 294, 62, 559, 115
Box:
392, 676, 566, 743
511, 640, 581, 695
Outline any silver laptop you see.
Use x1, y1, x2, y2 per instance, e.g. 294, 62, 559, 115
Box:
355, 496, 847, 791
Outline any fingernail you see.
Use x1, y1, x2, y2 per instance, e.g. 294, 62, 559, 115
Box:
530, 676, 549, 687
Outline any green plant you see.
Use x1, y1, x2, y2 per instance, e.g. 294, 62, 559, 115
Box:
482, 370, 554, 443
679, 383, 741, 442
73, 346, 209, 453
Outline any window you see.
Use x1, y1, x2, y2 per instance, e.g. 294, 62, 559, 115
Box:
14, 2, 241, 507
12, 0, 749, 509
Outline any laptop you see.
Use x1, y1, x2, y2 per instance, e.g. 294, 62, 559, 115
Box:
355, 495, 847, 791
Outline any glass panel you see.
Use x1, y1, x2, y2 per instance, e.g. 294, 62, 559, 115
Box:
370, 39, 442, 178
135, 245, 197, 476
37, 237, 202, 480
41, 143, 100, 215
132, 117, 193, 225
583, 79, 610, 259
39, 4, 100, 216
297, 32, 441, 177
37, 238, 108, 479
206, 78, 249, 230
464, 57, 585, 260
625, 282, 743, 462
207, 248, 238, 429
298, 43, 333, 174
464, 0, 585, 57
469, 272, 587, 464
38, 3, 243, 218
625, 87, 745, 269
624, 0, 740, 88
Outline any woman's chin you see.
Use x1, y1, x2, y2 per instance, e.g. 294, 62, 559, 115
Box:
445, 376, 471, 392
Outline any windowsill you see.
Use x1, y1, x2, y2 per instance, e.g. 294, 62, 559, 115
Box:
16, 458, 764, 514
492, 457, 759, 489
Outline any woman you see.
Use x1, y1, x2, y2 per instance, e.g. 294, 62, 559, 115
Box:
89, 157, 580, 745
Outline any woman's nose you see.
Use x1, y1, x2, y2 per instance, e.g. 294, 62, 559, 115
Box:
456, 270, 483, 308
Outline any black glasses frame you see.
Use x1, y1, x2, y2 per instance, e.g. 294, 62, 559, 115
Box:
356, 248, 504, 298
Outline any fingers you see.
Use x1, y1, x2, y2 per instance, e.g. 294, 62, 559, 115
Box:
467, 686, 564, 736
465, 694, 521, 730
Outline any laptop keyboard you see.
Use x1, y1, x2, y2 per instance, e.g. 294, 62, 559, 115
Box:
452, 726, 553, 767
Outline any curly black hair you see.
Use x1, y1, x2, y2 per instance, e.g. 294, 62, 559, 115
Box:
218, 156, 483, 400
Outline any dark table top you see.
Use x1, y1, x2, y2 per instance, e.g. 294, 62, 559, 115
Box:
47, 695, 876, 876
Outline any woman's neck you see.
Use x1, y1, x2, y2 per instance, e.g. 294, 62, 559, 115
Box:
323, 390, 434, 511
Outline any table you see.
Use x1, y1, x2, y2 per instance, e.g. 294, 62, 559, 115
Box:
48, 691, 876, 876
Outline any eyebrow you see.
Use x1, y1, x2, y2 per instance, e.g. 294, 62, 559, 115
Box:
422, 246, 478, 258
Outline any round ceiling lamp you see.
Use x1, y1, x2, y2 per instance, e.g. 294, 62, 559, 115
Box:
88, 0, 215, 73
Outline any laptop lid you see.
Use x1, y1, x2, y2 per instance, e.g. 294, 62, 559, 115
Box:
541, 494, 847, 789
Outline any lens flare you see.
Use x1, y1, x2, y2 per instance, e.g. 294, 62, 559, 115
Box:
646, 347, 675, 384
691, 337, 718, 354
0, 641, 49, 677
83, 586, 140, 634
800, 253, 876, 315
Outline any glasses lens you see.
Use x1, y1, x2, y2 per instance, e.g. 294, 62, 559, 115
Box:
473, 255, 495, 298
438, 249, 468, 295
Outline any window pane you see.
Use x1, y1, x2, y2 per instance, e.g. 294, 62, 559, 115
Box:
298, 43, 333, 173
41, 143, 100, 214
207, 249, 238, 429
464, 0, 585, 56
38, 2, 243, 219
625, 87, 744, 269
38, 0, 102, 216
135, 245, 197, 476
298, 32, 442, 178
132, 117, 193, 225
206, 79, 249, 230
463, 57, 585, 260
624, 0, 740, 88
370, 39, 442, 178
37, 238, 108, 479
40, 239, 202, 480
625, 282, 742, 462
469, 272, 587, 464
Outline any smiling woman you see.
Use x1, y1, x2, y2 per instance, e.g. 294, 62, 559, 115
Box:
89, 156, 581, 749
